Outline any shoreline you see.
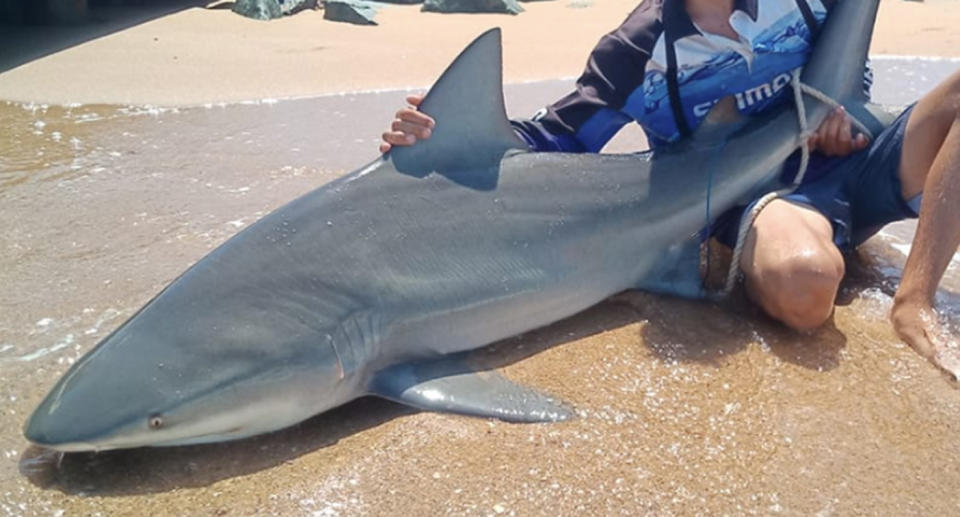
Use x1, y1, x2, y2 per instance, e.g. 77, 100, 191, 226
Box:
1, 0, 959, 107
7, 53, 960, 109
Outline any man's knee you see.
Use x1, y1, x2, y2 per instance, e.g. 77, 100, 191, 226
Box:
741, 199, 845, 331
752, 251, 845, 331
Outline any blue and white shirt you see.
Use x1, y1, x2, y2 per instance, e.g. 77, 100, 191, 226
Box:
511, 0, 870, 153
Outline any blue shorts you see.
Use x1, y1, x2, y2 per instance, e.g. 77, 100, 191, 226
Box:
713, 104, 920, 252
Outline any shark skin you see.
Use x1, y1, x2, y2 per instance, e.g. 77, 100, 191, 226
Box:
25, 0, 885, 452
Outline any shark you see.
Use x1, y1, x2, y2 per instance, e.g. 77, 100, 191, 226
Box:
25, 0, 888, 452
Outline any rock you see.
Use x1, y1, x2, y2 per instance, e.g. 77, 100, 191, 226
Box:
422, 0, 523, 14
279, 0, 318, 15
232, 0, 317, 19
375, 0, 422, 4
323, 0, 378, 25
232, 0, 282, 20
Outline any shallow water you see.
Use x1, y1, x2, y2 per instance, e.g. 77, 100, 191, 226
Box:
2, 64, 960, 516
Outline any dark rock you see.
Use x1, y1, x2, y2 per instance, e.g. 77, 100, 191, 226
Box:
323, 0, 378, 25
422, 0, 523, 14
232, 0, 282, 20
279, 0, 318, 15
232, 0, 317, 19
375, 0, 422, 4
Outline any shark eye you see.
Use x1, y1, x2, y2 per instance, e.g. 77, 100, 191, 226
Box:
148, 415, 164, 430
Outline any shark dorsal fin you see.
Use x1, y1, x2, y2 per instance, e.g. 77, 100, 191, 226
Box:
390, 28, 526, 179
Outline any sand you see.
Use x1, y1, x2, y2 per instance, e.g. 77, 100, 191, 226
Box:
0, 0, 959, 106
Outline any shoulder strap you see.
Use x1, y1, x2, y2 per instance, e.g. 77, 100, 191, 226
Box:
795, 0, 820, 39
665, 32, 692, 138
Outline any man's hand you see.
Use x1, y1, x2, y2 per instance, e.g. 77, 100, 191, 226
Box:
380, 94, 436, 154
891, 299, 960, 381
808, 106, 870, 157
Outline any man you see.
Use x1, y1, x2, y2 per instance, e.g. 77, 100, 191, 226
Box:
381, 0, 960, 378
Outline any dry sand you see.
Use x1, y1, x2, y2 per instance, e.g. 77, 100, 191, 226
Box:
1, 0, 960, 106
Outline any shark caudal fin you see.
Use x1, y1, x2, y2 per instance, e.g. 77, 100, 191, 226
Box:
390, 28, 526, 183
799, 0, 881, 128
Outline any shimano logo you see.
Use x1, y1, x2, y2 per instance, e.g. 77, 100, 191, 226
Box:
693, 72, 794, 117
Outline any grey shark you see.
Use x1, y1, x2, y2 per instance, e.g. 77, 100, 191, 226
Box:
26, 0, 887, 451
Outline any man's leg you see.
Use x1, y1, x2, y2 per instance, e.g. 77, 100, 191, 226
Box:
892, 70, 960, 374
739, 199, 845, 331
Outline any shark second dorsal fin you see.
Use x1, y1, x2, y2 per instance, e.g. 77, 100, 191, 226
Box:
390, 29, 526, 180
683, 95, 748, 146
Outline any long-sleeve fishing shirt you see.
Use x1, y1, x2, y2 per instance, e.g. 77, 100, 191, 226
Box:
511, 0, 872, 182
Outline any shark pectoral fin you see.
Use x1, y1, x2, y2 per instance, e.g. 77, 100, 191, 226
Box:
370, 359, 574, 423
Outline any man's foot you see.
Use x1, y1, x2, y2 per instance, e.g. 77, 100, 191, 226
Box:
891, 299, 960, 381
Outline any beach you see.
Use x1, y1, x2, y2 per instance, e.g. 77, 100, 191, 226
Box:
2, 1, 960, 515
1, 0, 960, 105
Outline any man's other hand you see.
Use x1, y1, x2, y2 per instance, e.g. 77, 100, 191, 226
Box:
807, 106, 870, 157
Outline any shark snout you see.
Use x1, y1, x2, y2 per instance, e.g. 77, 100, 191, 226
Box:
23, 401, 97, 451
23, 412, 54, 446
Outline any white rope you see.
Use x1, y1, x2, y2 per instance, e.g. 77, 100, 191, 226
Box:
792, 69, 813, 186
717, 69, 873, 296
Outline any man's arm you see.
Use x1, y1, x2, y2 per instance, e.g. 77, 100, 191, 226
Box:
381, 5, 655, 154
510, 30, 649, 153
891, 72, 960, 380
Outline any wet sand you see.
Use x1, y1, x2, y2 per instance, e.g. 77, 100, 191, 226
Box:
1, 66, 960, 515
2, 2, 960, 516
